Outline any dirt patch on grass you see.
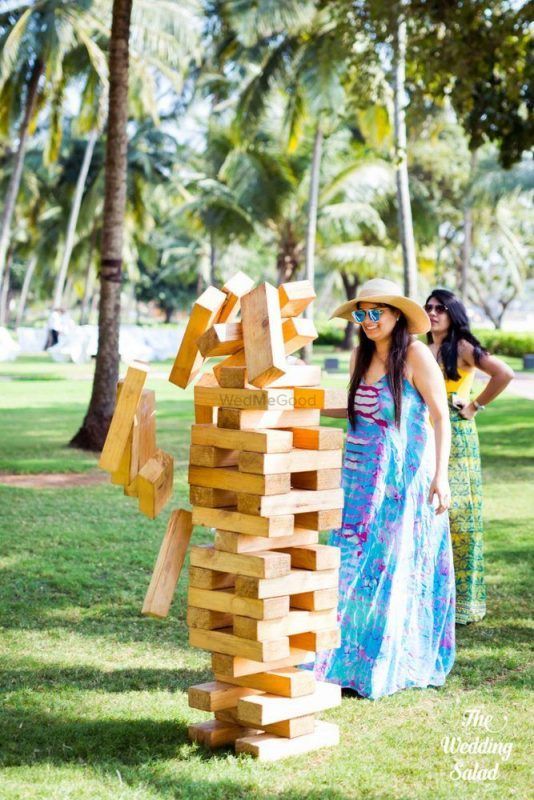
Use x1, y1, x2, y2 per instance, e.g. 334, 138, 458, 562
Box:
0, 472, 108, 489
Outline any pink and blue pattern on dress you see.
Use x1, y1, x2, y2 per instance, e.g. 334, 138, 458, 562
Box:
311, 375, 455, 699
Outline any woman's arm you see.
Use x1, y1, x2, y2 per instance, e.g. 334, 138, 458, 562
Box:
319, 347, 357, 419
409, 341, 451, 514
457, 340, 514, 419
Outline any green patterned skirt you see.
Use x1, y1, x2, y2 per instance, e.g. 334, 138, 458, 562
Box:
448, 402, 486, 624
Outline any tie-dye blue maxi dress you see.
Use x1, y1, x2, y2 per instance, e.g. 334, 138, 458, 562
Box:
311, 375, 456, 699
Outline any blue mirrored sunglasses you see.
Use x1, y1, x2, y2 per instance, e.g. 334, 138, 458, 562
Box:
351, 308, 385, 324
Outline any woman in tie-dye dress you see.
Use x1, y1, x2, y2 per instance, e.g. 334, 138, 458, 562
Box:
313, 279, 456, 700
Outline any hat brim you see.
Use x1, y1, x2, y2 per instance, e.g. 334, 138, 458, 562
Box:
329, 294, 430, 335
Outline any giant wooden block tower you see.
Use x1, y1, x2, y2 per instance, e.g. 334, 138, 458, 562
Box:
161, 272, 347, 761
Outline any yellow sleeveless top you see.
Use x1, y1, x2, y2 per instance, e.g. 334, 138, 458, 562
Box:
443, 366, 475, 400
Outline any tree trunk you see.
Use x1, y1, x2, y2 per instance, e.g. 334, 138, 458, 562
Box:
460, 149, 477, 302
302, 122, 324, 364
0, 250, 12, 325
0, 60, 43, 291
276, 222, 302, 285
16, 254, 37, 328
209, 229, 217, 286
70, 0, 133, 451
53, 128, 99, 309
340, 271, 359, 351
393, 9, 417, 298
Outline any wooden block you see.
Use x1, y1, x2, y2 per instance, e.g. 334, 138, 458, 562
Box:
142, 509, 192, 618
212, 648, 314, 678
110, 425, 135, 486
241, 282, 287, 387
290, 628, 341, 651
192, 506, 295, 538
238, 488, 344, 517
168, 285, 226, 388
236, 568, 339, 599
239, 449, 342, 476
282, 317, 317, 353
188, 465, 291, 496
279, 544, 340, 571
188, 680, 262, 712
188, 566, 235, 590
187, 607, 233, 629
197, 322, 243, 357
292, 426, 344, 450
278, 280, 316, 317
213, 666, 315, 698
188, 587, 289, 620
218, 364, 321, 389
294, 387, 347, 412
292, 469, 342, 491
217, 271, 255, 323
194, 404, 215, 424
196, 371, 220, 388
233, 609, 337, 642
191, 423, 292, 454
189, 719, 258, 748
238, 681, 341, 726
214, 528, 318, 554
217, 708, 315, 738
218, 408, 320, 430
295, 509, 343, 532
137, 389, 157, 467
190, 545, 291, 579
235, 720, 339, 761
217, 366, 249, 388
189, 627, 289, 662
189, 486, 236, 508
194, 385, 294, 411
99, 362, 148, 472
189, 444, 238, 468
137, 449, 174, 519
291, 588, 339, 611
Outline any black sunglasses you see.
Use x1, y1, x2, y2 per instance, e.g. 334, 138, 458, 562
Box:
424, 302, 448, 314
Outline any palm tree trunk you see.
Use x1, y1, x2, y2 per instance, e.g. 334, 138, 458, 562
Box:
302, 122, 323, 363
16, 254, 37, 328
0, 249, 12, 325
53, 128, 99, 309
340, 271, 359, 351
393, 9, 417, 298
209, 229, 217, 286
0, 60, 43, 291
460, 149, 477, 302
71, 0, 133, 451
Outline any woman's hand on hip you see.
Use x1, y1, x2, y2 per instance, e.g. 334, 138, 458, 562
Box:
429, 475, 451, 514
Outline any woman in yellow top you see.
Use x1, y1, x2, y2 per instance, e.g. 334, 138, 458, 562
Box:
425, 289, 513, 623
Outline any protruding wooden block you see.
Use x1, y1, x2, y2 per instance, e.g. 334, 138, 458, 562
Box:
278, 280, 316, 317
237, 488, 344, 517
236, 568, 339, 599
213, 666, 315, 698
188, 466, 291, 496
217, 271, 255, 323
188, 566, 235, 590
291, 588, 339, 611
218, 407, 320, 431
292, 426, 344, 450
191, 423, 293, 454
238, 449, 342, 476
188, 680, 263, 712
217, 708, 315, 738
99, 362, 149, 472
194, 386, 294, 411
137, 449, 174, 519
189, 627, 289, 662
168, 285, 226, 388
192, 507, 295, 538
217, 366, 249, 388
194, 404, 215, 424
290, 628, 341, 651
188, 587, 289, 621
189, 444, 238, 468
190, 545, 291, 579
279, 544, 340, 571
189, 485, 237, 508
295, 509, 343, 532
281, 317, 317, 353
197, 322, 243, 357
237, 681, 341, 726
294, 387, 347, 412
235, 720, 339, 761
214, 528, 319, 554
142, 508, 192, 618
233, 609, 337, 642
187, 607, 233, 630
211, 648, 314, 678
189, 719, 258, 748
241, 282, 287, 387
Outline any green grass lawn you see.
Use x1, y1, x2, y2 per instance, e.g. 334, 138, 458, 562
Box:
0, 354, 532, 800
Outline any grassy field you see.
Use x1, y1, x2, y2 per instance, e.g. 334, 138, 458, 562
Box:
0, 353, 532, 800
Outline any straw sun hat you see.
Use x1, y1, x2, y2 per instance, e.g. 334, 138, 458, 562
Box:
329, 278, 430, 335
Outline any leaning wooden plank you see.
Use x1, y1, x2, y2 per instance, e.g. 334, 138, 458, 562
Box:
239, 449, 342, 476
218, 408, 320, 431
279, 544, 340, 571
187, 587, 289, 621
189, 485, 236, 508
141, 509, 192, 618
214, 528, 318, 554
278, 280, 316, 318
211, 648, 314, 678
189, 719, 258, 748
188, 465, 291, 496
110, 426, 135, 486
190, 545, 291, 580
213, 666, 315, 698
294, 509, 343, 532
237, 488, 345, 517
194, 385, 294, 411
290, 628, 341, 651
217, 707, 315, 739
238, 682, 341, 726
192, 507, 295, 538
137, 449, 174, 519
197, 322, 243, 357
189, 627, 289, 662
187, 607, 233, 630
188, 680, 263, 712
291, 469, 342, 491
292, 426, 344, 450
233, 609, 337, 642
291, 588, 339, 611
188, 566, 235, 590
99, 362, 148, 472
168, 285, 226, 388
137, 389, 157, 467
241, 282, 287, 388
293, 387, 347, 412
217, 271, 255, 323
189, 444, 238, 468
235, 720, 339, 761
235, 568, 339, 599
191, 423, 293, 454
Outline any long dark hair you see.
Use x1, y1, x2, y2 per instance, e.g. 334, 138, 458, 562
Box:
348, 305, 410, 429
425, 289, 487, 381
